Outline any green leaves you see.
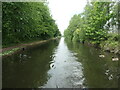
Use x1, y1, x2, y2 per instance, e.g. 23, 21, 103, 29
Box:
64, 1, 117, 45
3, 2, 61, 46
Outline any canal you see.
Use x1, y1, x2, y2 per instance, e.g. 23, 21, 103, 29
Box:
2, 38, 119, 88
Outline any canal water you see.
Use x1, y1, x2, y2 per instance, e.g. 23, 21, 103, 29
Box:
2, 38, 119, 88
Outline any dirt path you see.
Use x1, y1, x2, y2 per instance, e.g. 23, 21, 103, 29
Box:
0, 38, 58, 53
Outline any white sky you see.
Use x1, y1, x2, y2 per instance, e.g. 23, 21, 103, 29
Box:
47, 0, 87, 35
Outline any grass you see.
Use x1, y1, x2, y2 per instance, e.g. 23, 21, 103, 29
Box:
100, 33, 120, 54
0, 48, 20, 56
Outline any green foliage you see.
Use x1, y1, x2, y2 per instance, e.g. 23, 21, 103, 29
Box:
0, 48, 19, 56
100, 34, 120, 54
100, 34, 119, 53
107, 33, 119, 41
72, 29, 80, 42
2, 2, 61, 47
64, 14, 82, 40
64, 1, 118, 45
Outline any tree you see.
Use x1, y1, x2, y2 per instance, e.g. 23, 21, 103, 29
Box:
2, 2, 61, 47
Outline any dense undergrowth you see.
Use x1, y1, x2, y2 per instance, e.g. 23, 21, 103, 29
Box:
100, 33, 120, 54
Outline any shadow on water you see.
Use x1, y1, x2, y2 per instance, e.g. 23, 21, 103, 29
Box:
2, 37, 119, 88
2, 40, 60, 88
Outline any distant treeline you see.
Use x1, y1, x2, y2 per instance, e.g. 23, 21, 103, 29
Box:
2, 2, 61, 47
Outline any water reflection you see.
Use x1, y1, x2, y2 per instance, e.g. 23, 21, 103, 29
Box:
2, 38, 119, 88
65, 39, 119, 88
42, 38, 84, 88
3, 40, 60, 88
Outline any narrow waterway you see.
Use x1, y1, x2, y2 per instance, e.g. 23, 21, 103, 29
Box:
3, 38, 119, 88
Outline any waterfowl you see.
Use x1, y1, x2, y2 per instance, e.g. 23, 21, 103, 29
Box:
112, 57, 119, 61
50, 63, 54, 68
22, 47, 25, 51
19, 54, 22, 58
108, 74, 113, 80
51, 64, 54, 67
99, 54, 105, 58
105, 70, 110, 75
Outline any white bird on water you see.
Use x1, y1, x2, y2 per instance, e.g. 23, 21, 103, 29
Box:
112, 57, 119, 61
99, 54, 105, 58
50, 63, 54, 68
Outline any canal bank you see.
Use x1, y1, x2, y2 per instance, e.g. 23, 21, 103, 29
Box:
83, 40, 120, 56
0, 37, 60, 57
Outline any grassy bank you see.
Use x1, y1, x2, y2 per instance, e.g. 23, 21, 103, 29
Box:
0, 48, 20, 57
1, 37, 60, 57
82, 33, 120, 55
100, 33, 120, 55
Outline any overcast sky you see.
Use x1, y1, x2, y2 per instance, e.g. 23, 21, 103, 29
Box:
47, 0, 87, 35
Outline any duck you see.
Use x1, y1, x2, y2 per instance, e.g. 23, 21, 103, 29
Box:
22, 47, 25, 51
112, 57, 119, 61
99, 54, 105, 58
50, 63, 54, 68
108, 74, 113, 80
